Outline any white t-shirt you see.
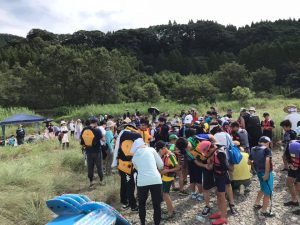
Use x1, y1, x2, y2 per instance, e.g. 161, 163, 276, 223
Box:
285, 113, 300, 130
132, 147, 163, 187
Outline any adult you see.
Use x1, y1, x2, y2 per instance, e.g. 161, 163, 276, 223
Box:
224, 109, 233, 119
132, 138, 164, 225
105, 120, 116, 175
244, 107, 262, 149
60, 121, 69, 149
75, 119, 83, 141
284, 105, 300, 130
16, 124, 25, 145
69, 120, 75, 137
111, 122, 141, 211
80, 116, 104, 186
155, 117, 169, 142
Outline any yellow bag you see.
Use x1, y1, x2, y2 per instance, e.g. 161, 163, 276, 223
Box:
81, 129, 95, 147
118, 159, 133, 175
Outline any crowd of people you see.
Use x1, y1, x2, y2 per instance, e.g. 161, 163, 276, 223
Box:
2, 104, 299, 224
48, 105, 300, 224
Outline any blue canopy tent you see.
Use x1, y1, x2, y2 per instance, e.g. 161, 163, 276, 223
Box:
0, 114, 46, 145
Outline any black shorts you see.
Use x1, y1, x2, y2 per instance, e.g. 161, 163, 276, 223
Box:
203, 168, 215, 190
214, 172, 231, 193
188, 160, 202, 184
288, 169, 298, 179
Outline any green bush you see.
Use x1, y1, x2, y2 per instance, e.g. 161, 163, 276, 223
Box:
61, 151, 85, 173
232, 86, 254, 103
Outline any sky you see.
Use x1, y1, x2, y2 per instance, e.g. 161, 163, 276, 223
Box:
0, 0, 299, 37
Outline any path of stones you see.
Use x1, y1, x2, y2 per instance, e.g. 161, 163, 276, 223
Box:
122, 150, 300, 225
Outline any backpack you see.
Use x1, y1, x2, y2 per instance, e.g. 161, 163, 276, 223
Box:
226, 135, 242, 164
81, 129, 95, 147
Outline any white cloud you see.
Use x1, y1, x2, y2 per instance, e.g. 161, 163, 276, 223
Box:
0, 0, 299, 36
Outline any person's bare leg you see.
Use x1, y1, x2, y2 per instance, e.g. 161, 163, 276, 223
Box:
261, 195, 270, 213
286, 177, 298, 202
226, 184, 234, 205
218, 192, 227, 220
255, 191, 264, 205
163, 193, 174, 215
196, 183, 203, 194
203, 189, 210, 206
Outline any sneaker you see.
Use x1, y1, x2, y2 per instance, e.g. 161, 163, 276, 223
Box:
212, 218, 228, 225
131, 206, 139, 212
292, 209, 300, 215
195, 215, 206, 222
99, 180, 105, 186
201, 206, 211, 216
172, 187, 180, 192
260, 211, 275, 218
197, 193, 204, 201
283, 201, 299, 207
253, 205, 263, 210
239, 184, 245, 195
179, 190, 189, 196
122, 204, 130, 210
89, 181, 94, 187
161, 212, 175, 220
229, 204, 238, 216
191, 192, 198, 199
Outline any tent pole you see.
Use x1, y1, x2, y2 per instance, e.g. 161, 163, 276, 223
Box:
1, 125, 5, 146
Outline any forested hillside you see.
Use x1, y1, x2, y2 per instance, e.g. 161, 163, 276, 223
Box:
0, 19, 299, 109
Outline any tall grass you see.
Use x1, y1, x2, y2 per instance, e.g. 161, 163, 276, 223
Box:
0, 140, 120, 225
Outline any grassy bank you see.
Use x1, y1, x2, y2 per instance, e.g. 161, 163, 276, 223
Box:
59, 98, 299, 141
0, 139, 119, 225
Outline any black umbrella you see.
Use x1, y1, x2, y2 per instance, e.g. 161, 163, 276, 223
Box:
43, 118, 53, 123
148, 107, 160, 115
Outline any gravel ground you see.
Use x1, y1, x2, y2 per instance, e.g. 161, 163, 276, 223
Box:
122, 149, 300, 225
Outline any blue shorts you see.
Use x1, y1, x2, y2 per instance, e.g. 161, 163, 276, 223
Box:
257, 172, 274, 196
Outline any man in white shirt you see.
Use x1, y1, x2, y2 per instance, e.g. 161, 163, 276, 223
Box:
284, 105, 300, 130
131, 138, 163, 225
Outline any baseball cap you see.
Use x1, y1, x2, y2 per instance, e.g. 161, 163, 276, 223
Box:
169, 134, 178, 140
259, 136, 271, 143
198, 116, 204, 121
227, 108, 233, 112
184, 114, 193, 124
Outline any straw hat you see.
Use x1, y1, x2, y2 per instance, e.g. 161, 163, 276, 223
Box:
60, 121, 66, 125
283, 105, 298, 113
107, 121, 116, 128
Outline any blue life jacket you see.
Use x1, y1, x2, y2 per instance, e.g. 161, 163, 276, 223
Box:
289, 141, 300, 168
251, 146, 272, 173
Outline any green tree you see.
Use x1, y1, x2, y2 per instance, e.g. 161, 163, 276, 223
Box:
214, 62, 252, 92
232, 86, 253, 103
250, 67, 276, 92
143, 83, 161, 103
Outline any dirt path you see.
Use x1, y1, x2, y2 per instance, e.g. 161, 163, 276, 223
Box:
122, 150, 300, 225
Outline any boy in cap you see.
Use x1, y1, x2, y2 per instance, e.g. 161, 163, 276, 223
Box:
156, 141, 180, 219
249, 136, 275, 217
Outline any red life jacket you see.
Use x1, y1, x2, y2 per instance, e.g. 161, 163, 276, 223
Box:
262, 119, 273, 131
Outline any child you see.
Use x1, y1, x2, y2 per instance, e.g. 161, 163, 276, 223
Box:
193, 141, 217, 217
209, 144, 231, 225
176, 137, 204, 200
249, 136, 275, 217
283, 140, 300, 207
156, 141, 180, 219
261, 112, 275, 147
278, 120, 297, 170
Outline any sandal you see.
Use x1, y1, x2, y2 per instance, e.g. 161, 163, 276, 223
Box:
209, 213, 221, 219
212, 218, 228, 225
